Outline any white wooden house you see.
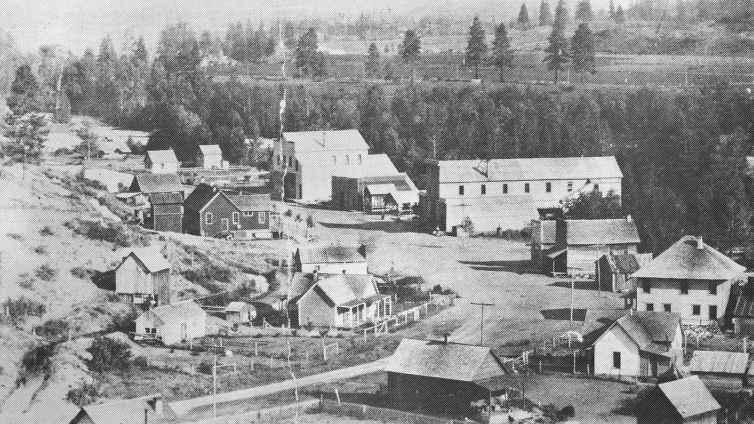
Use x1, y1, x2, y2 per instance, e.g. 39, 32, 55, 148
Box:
145, 149, 179, 174
224, 301, 255, 324
135, 300, 207, 345
114, 248, 171, 305
196, 144, 223, 169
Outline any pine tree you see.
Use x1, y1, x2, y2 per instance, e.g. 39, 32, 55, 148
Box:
399, 30, 421, 82
571, 23, 596, 81
609, 0, 616, 19
6, 65, 41, 116
294, 28, 319, 78
365, 43, 381, 79
490, 23, 514, 82
517, 4, 531, 27
283, 21, 297, 50
575, 0, 593, 22
465, 17, 488, 79
544, 0, 570, 83
615, 5, 626, 24
539, 0, 554, 26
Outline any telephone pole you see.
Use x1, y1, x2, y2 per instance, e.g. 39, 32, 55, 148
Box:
471, 302, 495, 345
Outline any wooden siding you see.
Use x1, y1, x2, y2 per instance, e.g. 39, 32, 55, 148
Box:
135, 310, 206, 346
387, 373, 488, 414
636, 278, 733, 324
593, 324, 641, 376
297, 285, 336, 327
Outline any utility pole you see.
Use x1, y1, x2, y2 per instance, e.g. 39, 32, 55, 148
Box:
471, 302, 494, 345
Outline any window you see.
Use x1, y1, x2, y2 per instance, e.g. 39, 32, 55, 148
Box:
205, 212, 213, 225
708, 282, 717, 295
567, 181, 573, 192
481, 184, 486, 195
524, 183, 530, 193
692, 305, 701, 316
289, 156, 293, 167
613, 352, 621, 369
663, 304, 671, 313
503, 184, 508, 194
709, 305, 718, 320
282, 155, 286, 166
243, 211, 253, 217
232, 212, 240, 225
345, 155, 350, 165
459, 185, 465, 195
332, 155, 337, 165
680, 280, 689, 294
258, 212, 265, 224
642, 280, 651, 293
294, 160, 298, 171
358, 154, 363, 165
646, 303, 654, 311
546, 182, 552, 193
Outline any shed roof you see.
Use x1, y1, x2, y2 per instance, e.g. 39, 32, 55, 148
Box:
386, 338, 510, 382
146, 149, 178, 164
131, 173, 183, 194
437, 156, 623, 183
689, 350, 749, 375
226, 193, 271, 211
118, 248, 171, 273
360, 173, 417, 192
657, 376, 720, 419
366, 183, 396, 195
297, 245, 365, 264
283, 129, 368, 152
76, 394, 173, 424
198, 144, 222, 156
147, 301, 206, 326
632, 235, 746, 280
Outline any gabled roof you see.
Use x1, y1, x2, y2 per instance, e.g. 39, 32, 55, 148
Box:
146, 149, 178, 164
437, 156, 623, 183
564, 219, 640, 245
689, 350, 749, 375
386, 338, 509, 382
593, 311, 680, 355
75, 394, 174, 424
312, 273, 381, 306
657, 376, 720, 419
131, 173, 183, 194
118, 247, 171, 273
225, 301, 251, 312
198, 144, 222, 156
149, 192, 183, 205
147, 301, 206, 326
603, 252, 652, 275
182, 183, 226, 213
297, 245, 365, 265
283, 129, 368, 153
632, 235, 746, 280
226, 193, 271, 211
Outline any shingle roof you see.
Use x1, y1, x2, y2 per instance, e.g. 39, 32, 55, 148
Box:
593, 311, 680, 355
148, 301, 206, 326
182, 183, 223, 213
146, 149, 178, 164
226, 193, 271, 211
313, 274, 380, 306
149, 192, 183, 205
386, 338, 509, 382
283, 129, 368, 152
289, 273, 316, 300
297, 245, 365, 264
689, 350, 749, 375
658, 376, 720, 418
119, 247, 171, 273
198, 144, 222, 156
437, 156, 623, 183
632, 235, 746, 280
78, 394, 174, 424
131, 173, 183, 194
564, 219, 640, 245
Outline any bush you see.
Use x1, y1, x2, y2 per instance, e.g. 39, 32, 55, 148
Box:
66, 219, 149, 248
131, 356, 148, 368
39, 226, 54, 236
17, 273, 35, 290
20, 344, 55, 378
558, 405, 575, 419
34, 264, 57, 281
86, 337, 132, 373
180, 262, 232, 292
6, 233, 22, 241
1, 297, 46, 325
33, 245, 48, 255
36, 319, 70, 340
66, 382, 99, 406
70, 266, 95, 280
197, 361, 213, 374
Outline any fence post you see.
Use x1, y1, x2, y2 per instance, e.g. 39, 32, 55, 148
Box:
254, 341, 258, 357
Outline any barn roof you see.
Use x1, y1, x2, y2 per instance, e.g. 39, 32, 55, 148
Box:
313, 274, 380, 306
118, 248, 171, 273
148, 301, 206, 326
146, 149, 178, 164
689, 350, 749, 375
632, 235, 746, 280
226, 193, 271, 211
131, 173, 183, 194
198, 144, 222, 156
283, 129, 368, 152
437, 156, 623, 183
77, 394, 174, 424
296, 245, 365, 264
386, 338, 509, 382
658, 376, 720, 419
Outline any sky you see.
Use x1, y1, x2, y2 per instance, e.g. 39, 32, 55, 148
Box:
4, 0, 616, 54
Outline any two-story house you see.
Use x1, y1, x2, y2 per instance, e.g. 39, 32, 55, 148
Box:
421, 156, 624, 234
632, 235, 747, 324
183, 183, 272, 239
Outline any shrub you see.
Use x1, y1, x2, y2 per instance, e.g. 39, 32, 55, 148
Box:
197, 361, 213, 374
66, 382, 99, 406
36, 319, 70, 340
107, 308, 139, 334
20, 344, 55, 378
33, 245, 47, 255
34, 264, 57, 281
70, 266, 95, 280
39, 226, 54, 236
6, 233, 22, 241
86, 337, 132, 373
66, 219, 149, 248
17, 273, 35, 290
1, 297, 46, 325
558, 405, 575, 419
131, 356, 148, 368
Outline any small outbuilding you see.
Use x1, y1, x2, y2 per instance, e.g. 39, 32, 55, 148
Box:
596, 252, 654, 293
224, 301, 256, 324
114, 248, 171, 305
294, 245, 367, 275
145, 149, 179, 174
636, 376, 721, 424
68, 393, 175, 424
196, 144, 223, 169
688, 350, 750, 390
135, 300, 207, 345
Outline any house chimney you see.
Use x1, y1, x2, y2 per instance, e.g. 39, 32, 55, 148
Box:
696, 236, 704, 250
312, 269, 318, 282
443, 333, 450, 344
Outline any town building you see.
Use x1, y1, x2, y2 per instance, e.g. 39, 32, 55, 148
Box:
587, 311, 683, 378
531, 217, 641, 275
68, 393, 175, 424
114, 248, 171, 305
135, 300, 207, 345
145, 149, 179, 174
273, 130, 401, 202
224, 301, 255, 324
689, 350, 750, 390
421, 156, 624, 234
149, 192, 184, 232
595, 252, 654, 292
183, 183, 271, 239
128, 173, 186, 229
294, 245, 367, 275
632, 235, 746, 324
290, 272, 391, 328
385, 338, 515, 414
332, 173, 419, 214
636, 376, 721, 424
196, 144, 223, 169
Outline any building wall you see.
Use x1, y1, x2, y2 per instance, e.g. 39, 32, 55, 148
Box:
636, 278, 733, 324
146, 158, 178, 174
733, 317, 754, 336
297, 288, 336, 327
593, 324, 641, 376
332, 176, 361, 211
115, 256, 154, 301
300, 262, 368, 275
199, 153, 222, 169
153, 206, 183, 233
387, 373, 486, 413
199, 194, 241, 237
136, 310, 207, 345
567, 244, 638, 273
154, 270, 170, 305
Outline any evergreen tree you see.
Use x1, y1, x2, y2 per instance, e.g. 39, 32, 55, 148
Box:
609, 0, 616, 19
575, 0, 593, 22
3, 112, 49, 170
571, 23, 596, 81
6, 65, 41, 116
517, 3, 531, 27
465, 17, 488, 79
539, 0, 554, 25
490, 23, 514, 82
365, 43, 381, 79
615, 5, 626, 24
294, 28, 319, 78
399, 30, 421, 82
544, 0, 570, 83
675, 0, 688, 22
283, 21, 297, 50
